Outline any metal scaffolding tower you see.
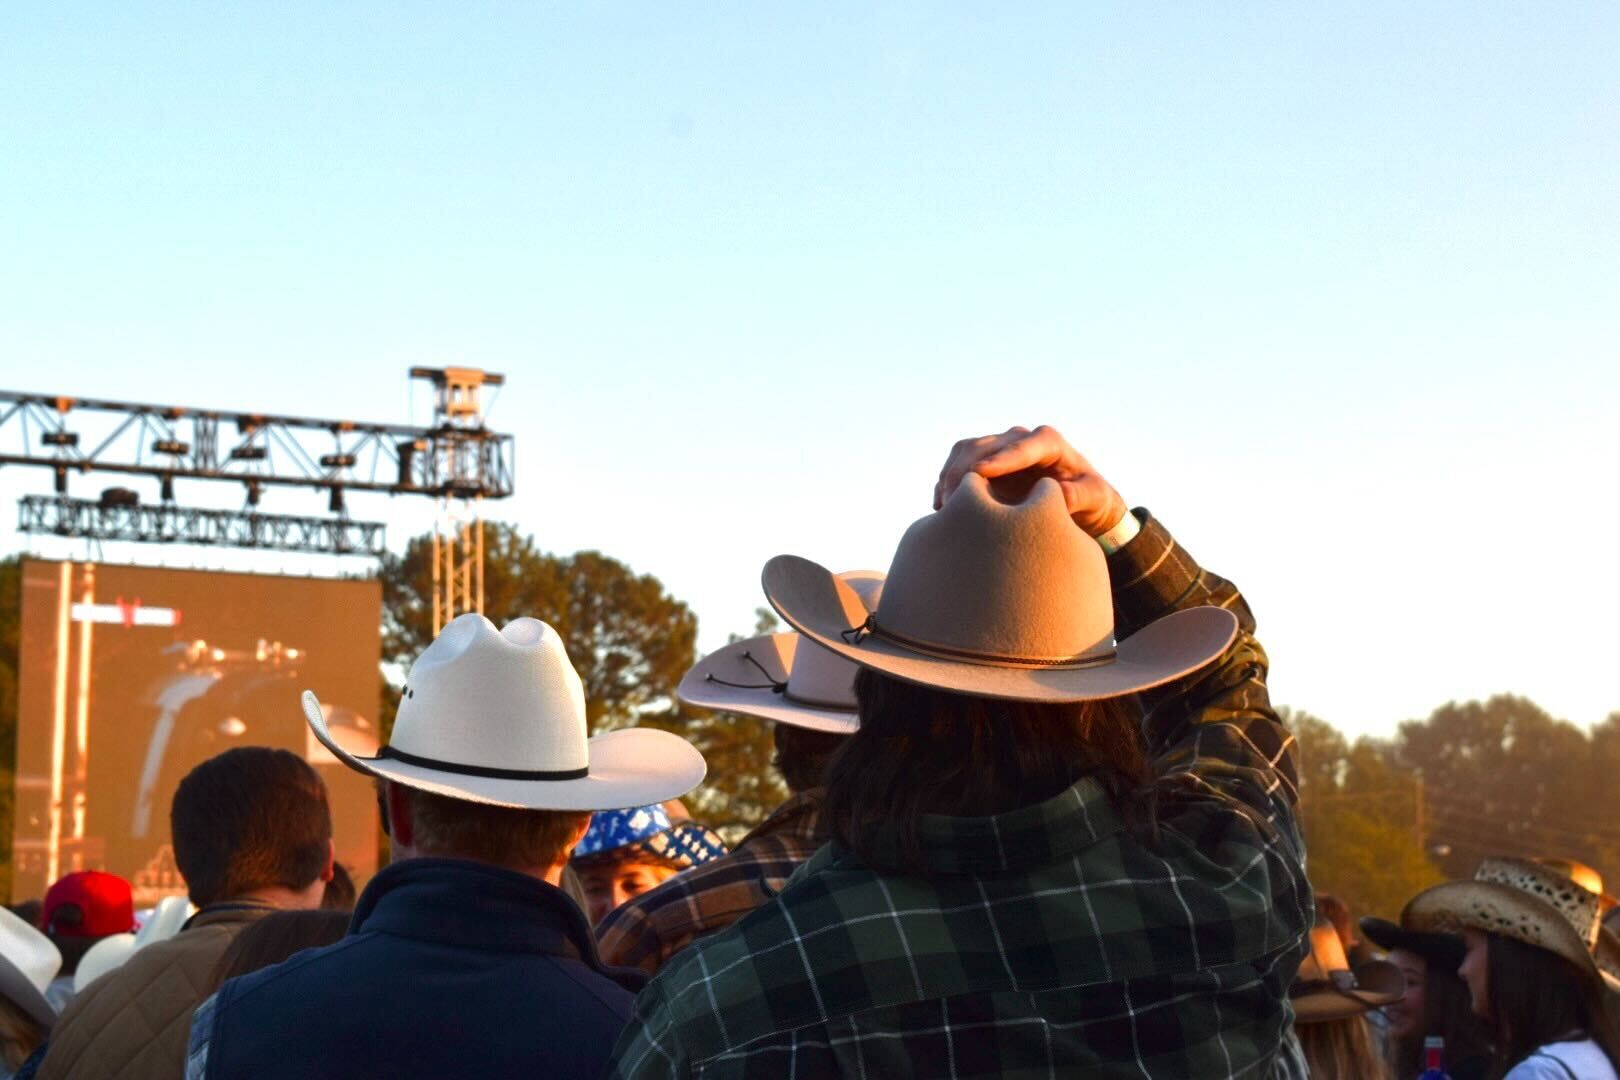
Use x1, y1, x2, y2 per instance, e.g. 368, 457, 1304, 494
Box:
409, 367, 505, 633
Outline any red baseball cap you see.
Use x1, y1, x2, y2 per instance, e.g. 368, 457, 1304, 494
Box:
42, 871, 136, 938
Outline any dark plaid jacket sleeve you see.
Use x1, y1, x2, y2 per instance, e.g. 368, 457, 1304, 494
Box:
1111, 508, 1304, 856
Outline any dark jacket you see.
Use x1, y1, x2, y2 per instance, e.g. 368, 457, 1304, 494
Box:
189, 858, 644, 1079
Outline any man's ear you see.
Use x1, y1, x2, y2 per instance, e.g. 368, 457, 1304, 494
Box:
384, 781, 417, 847
562, 815, 592, 863
322, 838, 336, 883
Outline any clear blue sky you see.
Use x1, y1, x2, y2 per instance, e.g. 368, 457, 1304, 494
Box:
3, 4, 1617, 737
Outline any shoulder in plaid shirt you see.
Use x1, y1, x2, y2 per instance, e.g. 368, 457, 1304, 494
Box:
596, 789, 827, 975
608, 510, 1313, 1080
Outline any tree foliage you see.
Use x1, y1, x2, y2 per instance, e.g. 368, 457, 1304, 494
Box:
381, 523, 697, 734
1287, 708, 1443, 921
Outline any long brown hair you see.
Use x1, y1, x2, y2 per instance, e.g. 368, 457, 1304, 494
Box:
1390, 952, 1491, 1077
0, 996, 45, 1071
1484, 932, 1620, 1079
820, 668, 1152, 871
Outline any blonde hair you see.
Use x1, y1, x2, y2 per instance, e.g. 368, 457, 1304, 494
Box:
1297, 1015, 1391, 1079
0, 995, 46, 1071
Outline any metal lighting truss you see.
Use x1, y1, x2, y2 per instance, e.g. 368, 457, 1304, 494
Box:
18, 495, 388, 557
0, 373, 512, 558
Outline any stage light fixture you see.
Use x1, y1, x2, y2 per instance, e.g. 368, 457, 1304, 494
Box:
329, 486, 345, 514
152, 439, 190, 456
320, 453, 357, 469
230, 445, 267, 461
42, 431, 79, 447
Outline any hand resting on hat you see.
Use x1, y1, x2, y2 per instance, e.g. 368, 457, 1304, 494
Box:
933, 424, 1129, 538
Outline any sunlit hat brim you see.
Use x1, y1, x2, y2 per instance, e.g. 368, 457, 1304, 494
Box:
679, 633, 859, 734
305, 692, 705, 811
763, 555, 1237, 703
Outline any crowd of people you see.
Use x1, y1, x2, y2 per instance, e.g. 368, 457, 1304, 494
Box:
0, 425, 1614, 1078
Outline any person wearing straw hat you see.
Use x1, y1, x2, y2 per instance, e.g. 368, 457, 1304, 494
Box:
1360, 908, 1492, 1079
186, 614, 707, 1080
0, 907, 61, 1078
1291, 916, 1403, 1078
609, 425, 1313, 1080
594, 573, 880, 974
1406, 856, 1620, 1078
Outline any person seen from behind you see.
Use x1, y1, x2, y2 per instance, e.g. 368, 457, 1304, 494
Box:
187, 614, 708, 1079
570, 805, 727, 925
609, 426, 1313, 1078
35, 747, 333, 1080
37, 872, 136, 1010
595, 579, 874, 974
1407, 857, 1620, 1078
1290, 915, 1400, 1078
1362, 909, 1492, 1079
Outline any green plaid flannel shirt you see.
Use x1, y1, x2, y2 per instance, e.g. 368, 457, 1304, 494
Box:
609, 511, 1312, 1079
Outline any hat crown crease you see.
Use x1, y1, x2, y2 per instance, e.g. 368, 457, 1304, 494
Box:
872, 473, 1115, 664
393, 613, 589, 773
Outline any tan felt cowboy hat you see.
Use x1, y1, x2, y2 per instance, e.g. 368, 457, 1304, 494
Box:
1290, 918, 1404, 1023
1406, 857, 1614, 989
679, 572, 884, 734
306, 614, 706, 811
762, 473, 1238, 702
0, 905, 62, 1029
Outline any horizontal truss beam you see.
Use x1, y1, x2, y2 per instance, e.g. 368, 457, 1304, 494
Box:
19, 495, 387, 558
0, 389, 514, 500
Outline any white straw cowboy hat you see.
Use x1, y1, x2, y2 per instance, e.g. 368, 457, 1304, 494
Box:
0, 906, 62, 1029
763, 473, 1238, 702
1406, 857, 1616, 988
679, 572, 884, 734
305, 614, 706, 811
1289, 918, 1404, 1023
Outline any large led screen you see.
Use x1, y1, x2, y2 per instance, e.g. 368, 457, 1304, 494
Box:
12, 559, 381, 904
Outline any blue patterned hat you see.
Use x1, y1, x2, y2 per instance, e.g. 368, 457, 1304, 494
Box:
573, 804, 728, 870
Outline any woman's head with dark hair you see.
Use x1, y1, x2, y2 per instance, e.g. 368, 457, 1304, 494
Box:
1460, 928, 1620, 1077
771, 723, 846, 794
820, 668, 1150, 871
210, 910, 352, 989
1385, 946, 1491, 1077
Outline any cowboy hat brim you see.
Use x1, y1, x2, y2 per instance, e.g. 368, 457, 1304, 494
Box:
0, 955, 56, 1029
1360, 916, 1466, 969
304, 692, 706, 812
1595, 925, 1620, 995
1291, 960, 1406, 1023
72, 933, 137, 995
762, 555, 1238, 703
1405, 879, 1604, 985
679, 633, 858, 734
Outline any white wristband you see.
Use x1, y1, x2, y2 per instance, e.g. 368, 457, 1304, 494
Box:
1094, 509, 1141, 555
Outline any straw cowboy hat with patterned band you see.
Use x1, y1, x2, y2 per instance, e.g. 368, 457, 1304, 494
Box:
305, 614, 706, 811
679, 572, 884, 734
1290, 917, 1404, 1023
762, 472, 1238, 703
1406, 856, 1620, 991
0, 906, 62, 1029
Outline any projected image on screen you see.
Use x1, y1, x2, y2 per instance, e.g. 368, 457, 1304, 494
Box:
13, 560, 381, 904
